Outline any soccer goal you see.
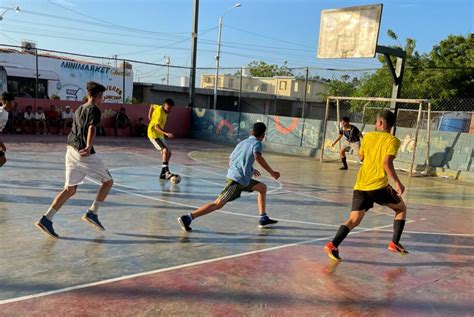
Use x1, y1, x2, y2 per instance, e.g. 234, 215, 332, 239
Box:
320, 96, 432, 177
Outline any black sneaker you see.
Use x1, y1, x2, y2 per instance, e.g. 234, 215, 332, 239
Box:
258, 217, 278, 228
178, 215, 192, 232
35, 216, 59, 238
160, 171, 173, 180
82, 210, 105, 231
339, 166, 348, 170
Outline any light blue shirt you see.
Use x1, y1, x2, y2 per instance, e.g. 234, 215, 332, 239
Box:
226, 136, 263, 186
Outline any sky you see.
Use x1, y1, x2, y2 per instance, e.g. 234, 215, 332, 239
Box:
0, 0, 472, 82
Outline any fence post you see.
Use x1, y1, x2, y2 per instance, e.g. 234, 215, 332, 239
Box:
320, 97, 330, 163
35, 48, 39, 106
425, 102, 432, 174
122, 60, 126, 104
237, 67, 243, 141
409, 101, 423, 177
300, 67, 309, 147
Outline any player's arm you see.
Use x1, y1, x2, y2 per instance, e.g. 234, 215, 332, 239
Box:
255, 152, 280, 180
332, 134, 343, 147
148, 105, 154, 121
79, 124, 96, 157
383, 155, 404, 195
153, 123, 173, 138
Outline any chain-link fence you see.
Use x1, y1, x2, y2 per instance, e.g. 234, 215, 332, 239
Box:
1, 43, 472, 131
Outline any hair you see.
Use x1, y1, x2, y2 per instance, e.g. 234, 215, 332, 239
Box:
86, 81, 106, 97
163, 98, 175, 107
2, 92, 14, 102
379, 110, 396, 128
26, 105, 32, 110
38, 107, 43, 110
253, 122, 267, 138
341, 116, 350, 123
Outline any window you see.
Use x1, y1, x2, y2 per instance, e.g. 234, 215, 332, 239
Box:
306, 84, 311, 94
204, 77, 211, 84
279, 81, 287, 90
294, 82, 299, 92
7, 77, 48, 98
228, 78, 235, 88
261, 83, 268, 92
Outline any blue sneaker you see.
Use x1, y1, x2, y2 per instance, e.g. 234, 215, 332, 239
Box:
178, 215, 192, 232
259, 216, 278, 228
35, 216, 59, 238
82, 210, 105, 231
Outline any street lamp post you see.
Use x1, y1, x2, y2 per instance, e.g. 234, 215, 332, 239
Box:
0, 5, 20, 21
213, 3, 241, 110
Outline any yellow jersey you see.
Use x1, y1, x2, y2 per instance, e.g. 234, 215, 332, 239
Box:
354, 131, 400, 191
147, 104, 167, 139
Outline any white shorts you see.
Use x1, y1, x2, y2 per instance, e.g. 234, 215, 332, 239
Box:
149, 138, 169, 151
342, 140, 360, 154
65, 146, 112, 187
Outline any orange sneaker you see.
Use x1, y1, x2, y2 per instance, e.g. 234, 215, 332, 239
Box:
324, 242, 342, 262
388, 241, 409, 255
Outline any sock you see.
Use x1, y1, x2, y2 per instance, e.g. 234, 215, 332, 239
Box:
332, 225, 351, 247
89, 200, 101, 214
188, 213, 194, 220
341, 157, 348, 168
162, 162, 169, 174
260, 213, 268, 219
392, 219, 406, 244
44, 207, 57, 221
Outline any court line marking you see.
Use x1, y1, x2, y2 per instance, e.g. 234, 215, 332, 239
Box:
0, 222, 395, 306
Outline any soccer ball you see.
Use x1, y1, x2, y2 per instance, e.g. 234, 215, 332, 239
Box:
170, 174, 181, 185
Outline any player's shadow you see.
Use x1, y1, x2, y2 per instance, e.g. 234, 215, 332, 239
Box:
343, 259, 472, 268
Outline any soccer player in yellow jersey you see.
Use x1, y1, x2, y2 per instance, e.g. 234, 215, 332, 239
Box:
324, 110, 408, 261
148, 98, 175, 180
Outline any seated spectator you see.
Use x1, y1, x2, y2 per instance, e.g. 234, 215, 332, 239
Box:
61, 105, 74, 135
114, 107, 133, 136
4, 102, 19, 134
135, 117, 147, 137
45, 105, 61, 134
35, 107, 47, 135
23, 106, 35, 133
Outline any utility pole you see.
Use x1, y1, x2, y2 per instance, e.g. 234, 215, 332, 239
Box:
189, 0, 199, 107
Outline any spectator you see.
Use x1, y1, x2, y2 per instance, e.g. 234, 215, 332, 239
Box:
114, 107, 133, 136
45, 105, 61, 134
23, 106, 35, 133
61, 105, 74, 135
135, 117, 147, 137
35, 107, 47, 135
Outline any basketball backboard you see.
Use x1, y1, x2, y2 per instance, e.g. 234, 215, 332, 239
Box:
317, 4, 383, 59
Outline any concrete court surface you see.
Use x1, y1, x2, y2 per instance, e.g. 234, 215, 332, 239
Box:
0, 135, 472, 316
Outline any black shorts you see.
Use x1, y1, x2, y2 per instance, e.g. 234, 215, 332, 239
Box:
351, 185, 401, 211
217, 179, 260, 204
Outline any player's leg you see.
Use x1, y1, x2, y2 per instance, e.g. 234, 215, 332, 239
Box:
249, 181, 278, 227
339, 145, 349, 170
81, 155, 114, 231
324, 190, 371, 261
35, 185, 78, 238
150, 138, 172, 179
384, 190, 408, 254
178, 181, 240, 232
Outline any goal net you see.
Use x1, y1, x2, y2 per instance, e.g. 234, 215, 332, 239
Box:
320, 96, 432, 177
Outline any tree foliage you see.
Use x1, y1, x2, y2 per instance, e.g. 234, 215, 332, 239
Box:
243, 60, 294, 77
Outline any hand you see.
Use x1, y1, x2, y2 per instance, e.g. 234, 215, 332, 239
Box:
0, 142, 6, 152
79, 147, 92, 157
395, 181, 405, 196
253, 169, 261, 177
331, 142, 336, 148
270, 171, 280, 180
166, 132, 174, 139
